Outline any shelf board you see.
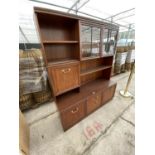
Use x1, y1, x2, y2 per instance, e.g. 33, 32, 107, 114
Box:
102, 54, 114, 58
81, 55, 114, 61
43, 40, 78, 44
80, 65, 112, 76
47, 59, 79, 66
81, 56, 100, 61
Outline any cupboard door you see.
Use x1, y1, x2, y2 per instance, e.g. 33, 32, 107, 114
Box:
81, 25, 92, 58
102, 29, 117, 56
102, 84, 116, 105
81, 25, 101, 59
48, 63, 80, 95
91, 27, 100, 57
61, 100, 86, 130
87, 91, 102, 114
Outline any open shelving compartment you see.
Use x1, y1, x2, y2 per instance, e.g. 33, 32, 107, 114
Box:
36, 11, 80, 65
44, 43, 79, 65
80, 56, 113, 84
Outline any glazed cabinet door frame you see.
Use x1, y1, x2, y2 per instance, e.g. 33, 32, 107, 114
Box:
79, 21, 104, 60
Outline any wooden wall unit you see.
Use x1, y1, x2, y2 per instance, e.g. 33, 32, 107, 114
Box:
34, 7, 119, 131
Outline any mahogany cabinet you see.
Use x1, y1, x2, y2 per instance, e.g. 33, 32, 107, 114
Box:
34, 7, 119, 131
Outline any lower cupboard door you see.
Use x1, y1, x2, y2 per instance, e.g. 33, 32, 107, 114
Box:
60, 100, 85, 130
102, 84, 116, 105
87, 91, 102, 115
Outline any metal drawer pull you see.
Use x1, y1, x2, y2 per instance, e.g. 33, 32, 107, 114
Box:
61, 68, 71, 73
92, 91, 96, 95
71, 107, 79, 113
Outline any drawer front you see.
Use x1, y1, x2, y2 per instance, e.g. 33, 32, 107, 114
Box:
102, 84, 116, 105
87, 91, 102, 115
61, 100, 85, 130
48, 64, 80, 95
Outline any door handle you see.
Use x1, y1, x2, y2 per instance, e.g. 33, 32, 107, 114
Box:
71, 107, 79, 113
61, 68, 71, 73
92, 91, 96, 95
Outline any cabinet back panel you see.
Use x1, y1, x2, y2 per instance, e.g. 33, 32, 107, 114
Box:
81, 71, 103, 85
37, 13, 78, 41
81, 67, 112, 85
81, 58, 104, 72
102, 68, 112, 79
103, 56, 113, 66
44, 44, 79, 62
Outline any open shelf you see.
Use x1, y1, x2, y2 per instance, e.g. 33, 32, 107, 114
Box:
37, 13, 79, 41
81, 65, 111, 76
44, 43, 80, 63
43, 40, 79, 44
47, 59, 79, 66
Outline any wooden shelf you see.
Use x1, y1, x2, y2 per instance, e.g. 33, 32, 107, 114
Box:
47, 59, 79, 66
81, 65, 112, 76
102, 54, 114, 58
81, 55, 114, 61
81, 56, 100, 61
43, 40, 79, 44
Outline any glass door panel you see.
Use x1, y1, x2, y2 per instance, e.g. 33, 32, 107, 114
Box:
81, 25, 92, 57
102, 29, 117, 56
91, 27, 100, 57
81, 25, 101, 59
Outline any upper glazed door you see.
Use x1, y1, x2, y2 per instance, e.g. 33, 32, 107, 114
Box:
80, 24, 101, 59
102, 29, 117, 56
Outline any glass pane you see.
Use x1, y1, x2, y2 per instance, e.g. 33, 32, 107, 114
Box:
102, 29, 117, 56
92, 27, 100, 57
109, 30, 117, 55
81, 25, 92, 57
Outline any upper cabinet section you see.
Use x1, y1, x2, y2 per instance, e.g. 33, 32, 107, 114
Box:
102, 29, 117, 56
81, 24, 101, 60
35, 12, 80, 65
36, 13, 79, 42
34, 7, 118, 64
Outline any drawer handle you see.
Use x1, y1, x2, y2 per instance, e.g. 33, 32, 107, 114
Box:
92, 91, 96, 95
61, 68, 71, 73
71, 107, 79, 114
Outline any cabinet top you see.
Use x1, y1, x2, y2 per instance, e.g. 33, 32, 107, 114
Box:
34, 7, 119, 30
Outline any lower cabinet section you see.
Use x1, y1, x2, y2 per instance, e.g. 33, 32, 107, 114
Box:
60, 100, 86, 130
58, 82, 117, 131
87, 91, 102, 114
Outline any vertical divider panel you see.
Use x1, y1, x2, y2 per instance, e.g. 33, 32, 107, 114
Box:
34, 12, 48, 65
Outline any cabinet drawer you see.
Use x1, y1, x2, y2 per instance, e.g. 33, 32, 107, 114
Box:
102, 84, 116, 105
48, 63, 80, 95
60, 100, 85, 130
87, 91, 102, 115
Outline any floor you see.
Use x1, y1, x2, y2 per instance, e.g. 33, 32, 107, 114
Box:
24, 72, 135, 155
